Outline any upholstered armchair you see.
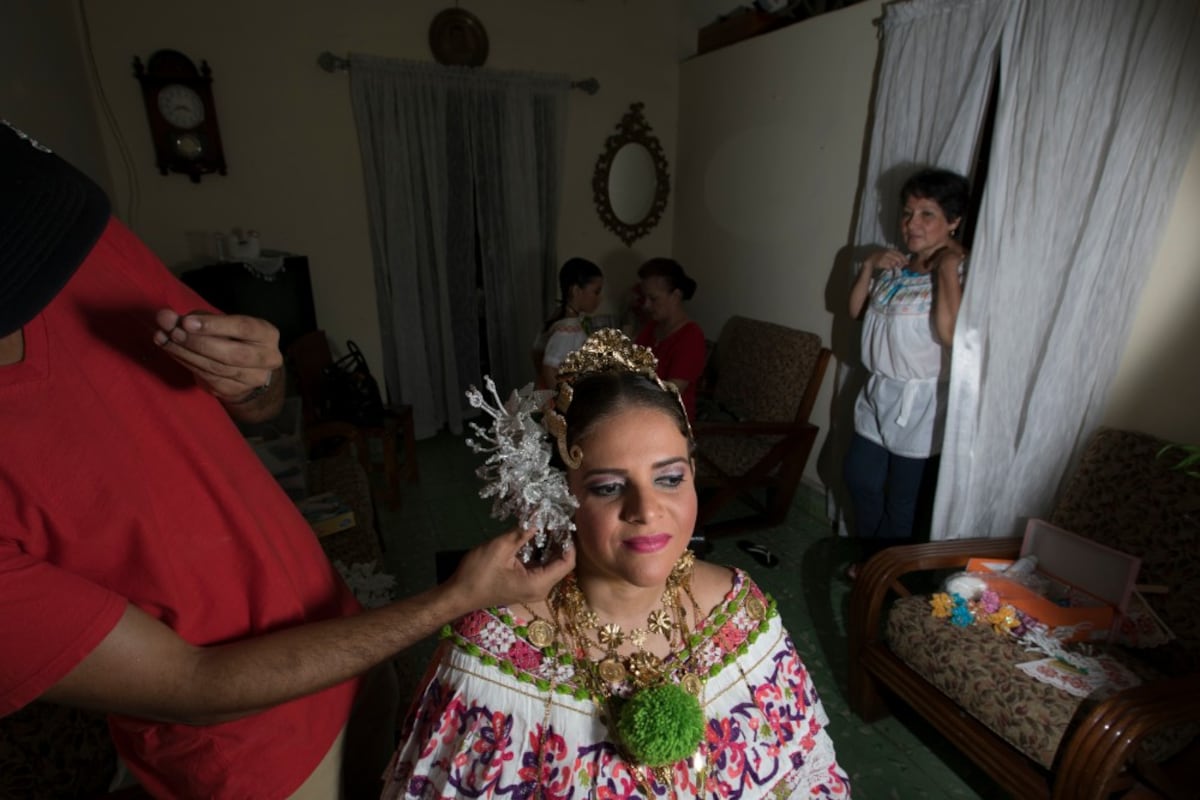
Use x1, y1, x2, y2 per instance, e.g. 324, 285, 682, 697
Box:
848, 429, 1200, 798
692, 315, 831, 536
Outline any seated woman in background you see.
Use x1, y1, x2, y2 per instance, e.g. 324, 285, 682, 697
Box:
843, 167, 971, 579
532, 257, 604, 388
383, 330, 849, 800
634, 257, 706, 421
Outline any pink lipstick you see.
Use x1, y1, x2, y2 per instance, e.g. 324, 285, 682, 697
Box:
623, 534, 671, 553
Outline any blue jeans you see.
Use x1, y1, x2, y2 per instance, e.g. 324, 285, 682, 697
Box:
843, 433, 939, 560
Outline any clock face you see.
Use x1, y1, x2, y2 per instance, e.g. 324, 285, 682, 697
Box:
157, 84, 205, 129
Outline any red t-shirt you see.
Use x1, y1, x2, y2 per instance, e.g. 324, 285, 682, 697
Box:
0, 219, 359, 799
635, 321, 707, 421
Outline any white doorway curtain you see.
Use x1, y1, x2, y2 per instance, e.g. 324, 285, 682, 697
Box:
348, 55, 568, 437
936, 0, 1200, 539
843, 0, 1200, 541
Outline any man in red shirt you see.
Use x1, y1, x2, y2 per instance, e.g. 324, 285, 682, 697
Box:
0, 121, 573, 799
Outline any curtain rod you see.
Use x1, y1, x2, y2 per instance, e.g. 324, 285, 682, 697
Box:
316, 51, 600, 95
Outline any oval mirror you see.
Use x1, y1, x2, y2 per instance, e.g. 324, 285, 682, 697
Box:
608, 143, 656, 224
592, 103, 670, 247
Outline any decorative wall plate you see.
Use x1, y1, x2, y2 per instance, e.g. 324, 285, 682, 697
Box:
429, 8, 489, 67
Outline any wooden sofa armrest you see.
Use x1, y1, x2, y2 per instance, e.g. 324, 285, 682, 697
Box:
849, 538, 1022, 654
1054, 672, 1200, 800
847, 537, 1022, 723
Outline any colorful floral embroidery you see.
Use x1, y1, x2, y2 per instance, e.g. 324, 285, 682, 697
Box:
384, 571, 849, 799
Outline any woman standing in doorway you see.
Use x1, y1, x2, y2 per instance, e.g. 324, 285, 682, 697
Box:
634, 258, 706, 421
844, 168, 970, 578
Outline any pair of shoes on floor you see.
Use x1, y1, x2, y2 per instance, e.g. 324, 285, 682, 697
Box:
737, 540, 779, 568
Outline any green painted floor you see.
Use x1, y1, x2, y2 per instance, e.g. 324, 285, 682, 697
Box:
373, 431, 1005, 800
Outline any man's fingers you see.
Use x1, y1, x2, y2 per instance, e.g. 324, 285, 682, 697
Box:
181, 312, 279, 346
530, 545, 575, 576
155, 308, 182, 334
159, 339, 273, 393
159, 337, 255, 378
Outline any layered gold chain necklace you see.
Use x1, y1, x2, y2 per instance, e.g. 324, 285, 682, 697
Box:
547, 551, 702, 691
538, 551, 707, 797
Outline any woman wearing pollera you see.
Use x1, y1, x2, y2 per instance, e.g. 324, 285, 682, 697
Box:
383, 330, 849, 799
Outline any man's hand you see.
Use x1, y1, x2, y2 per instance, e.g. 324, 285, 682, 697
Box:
154, 309, 283, 402
445, 527, 576, 611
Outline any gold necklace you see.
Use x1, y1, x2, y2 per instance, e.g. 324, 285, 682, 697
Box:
550, 551, 697, 690
524, 553, 708, 799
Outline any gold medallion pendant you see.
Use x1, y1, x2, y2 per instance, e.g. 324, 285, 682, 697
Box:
527, 619, 556, 649
598, 658, 627, 684
744, 595, 767, 621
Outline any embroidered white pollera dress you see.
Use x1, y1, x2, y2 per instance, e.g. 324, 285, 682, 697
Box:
382, 570, 850, 799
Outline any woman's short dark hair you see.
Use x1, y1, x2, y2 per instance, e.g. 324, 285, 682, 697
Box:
552, 372, 692, 469
901, 169, 970, 226
637, 257, 697, 301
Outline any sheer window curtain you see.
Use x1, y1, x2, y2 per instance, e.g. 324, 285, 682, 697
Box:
348, 55, 568, 437
935, 0, 1200, 539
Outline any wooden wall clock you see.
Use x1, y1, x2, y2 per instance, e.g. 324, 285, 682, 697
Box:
133, 50, 227, 183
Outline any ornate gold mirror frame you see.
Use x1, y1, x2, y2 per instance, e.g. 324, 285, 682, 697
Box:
591, 102, 671, 247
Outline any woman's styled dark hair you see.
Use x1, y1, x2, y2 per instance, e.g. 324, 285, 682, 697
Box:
544, 257, 602, 329
551, 371, 692, 470
901, 168, 971, 229
637, 257, 697, 301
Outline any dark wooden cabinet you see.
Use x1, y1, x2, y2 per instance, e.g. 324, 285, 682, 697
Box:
180, 256, 317, 352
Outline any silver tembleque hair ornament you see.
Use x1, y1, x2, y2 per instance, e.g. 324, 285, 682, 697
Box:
465, 376, 578, 563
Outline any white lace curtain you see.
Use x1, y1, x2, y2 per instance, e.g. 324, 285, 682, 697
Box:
850, 0, 1200, 540
348, 55, 568, 437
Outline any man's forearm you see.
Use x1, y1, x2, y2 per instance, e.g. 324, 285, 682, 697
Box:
42, 527, 574, 726
45, 579, 476, 726
191, 581, 472, 722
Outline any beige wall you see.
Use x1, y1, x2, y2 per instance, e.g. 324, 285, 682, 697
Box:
1102, 135, 1200, 443
673, 0, 1200, 491
74, 0, 684, 379
1, 0, 113, 193
674, 1, 885, 486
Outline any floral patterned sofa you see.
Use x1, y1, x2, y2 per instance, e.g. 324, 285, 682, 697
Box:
848, 428, 1200, 799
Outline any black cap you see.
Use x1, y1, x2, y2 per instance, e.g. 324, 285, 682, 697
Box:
0, 121, 111, 337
